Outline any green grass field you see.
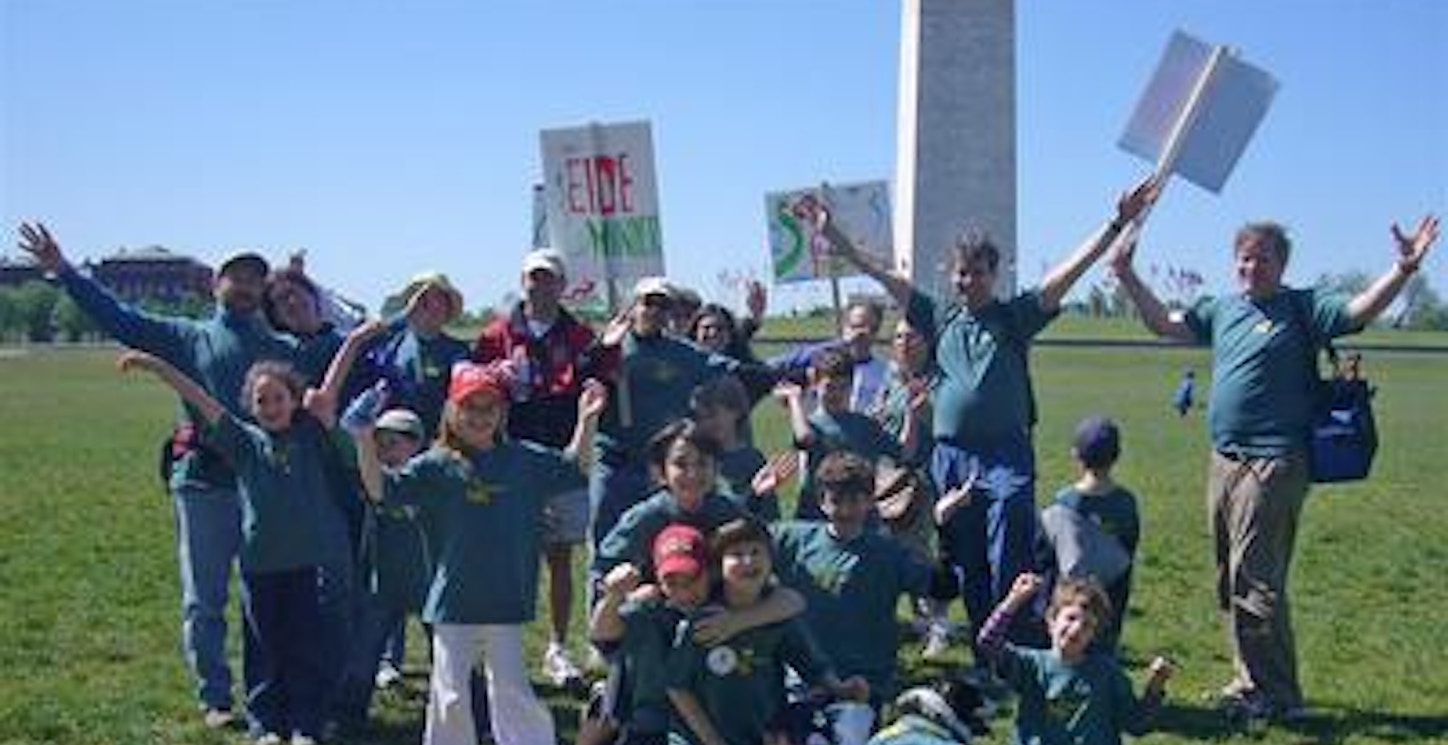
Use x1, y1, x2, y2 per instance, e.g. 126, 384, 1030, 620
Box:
2, 332, 1446, 745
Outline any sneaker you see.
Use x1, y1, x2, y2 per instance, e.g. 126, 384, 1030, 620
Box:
202, 707, 236, 729
290, 735, 318, 745
254, 734, 284, 745
374, 661, 404, 690
1215, 686, 1273, 723
542, 643, 585, 688
585, 645, 609, 673
921, 625, 951, 661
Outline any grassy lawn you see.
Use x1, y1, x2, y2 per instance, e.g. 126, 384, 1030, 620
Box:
1, 329, 1445, 744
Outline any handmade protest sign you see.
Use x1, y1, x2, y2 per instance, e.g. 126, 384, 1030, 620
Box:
540, 120, 664, 310
765, 180, 893, 283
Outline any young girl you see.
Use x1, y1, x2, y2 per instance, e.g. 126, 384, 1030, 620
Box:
592, 419, 750, 585
118, 351, 341, 745
690, 376, 795, 522
352, 360, 606, 745
977, 573, 1174, 745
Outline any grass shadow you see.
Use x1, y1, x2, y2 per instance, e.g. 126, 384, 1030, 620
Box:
1154, 700, 1448, 744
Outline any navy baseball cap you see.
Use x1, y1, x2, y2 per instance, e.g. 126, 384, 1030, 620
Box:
1073, 416, 1121, 468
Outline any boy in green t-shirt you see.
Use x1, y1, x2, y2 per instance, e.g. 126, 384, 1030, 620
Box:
1038, 416, 1140, 653
772, 452, 957, 709
777, 347, 923, 520
588, 524, 713, 745
978, 574, 1174, 745
667, 518, 869, 745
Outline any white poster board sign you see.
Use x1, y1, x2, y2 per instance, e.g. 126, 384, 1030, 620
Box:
540, 120, 664, 308
1120, 30, 1278, 193
765, 180, 892, 283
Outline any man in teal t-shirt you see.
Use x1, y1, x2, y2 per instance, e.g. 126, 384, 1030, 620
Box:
1113, 214, 1439, 719
796, 180, 1159, 652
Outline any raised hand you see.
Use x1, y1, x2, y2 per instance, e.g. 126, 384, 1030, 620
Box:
17, 222, 65, 272
578, 378, 609, 419
745, 279, 767, 322
1391, 214, 1440, 274
1115, 175, 1163, 226
601, 302, 634, 347
603, 562, 642, 597
772, 380, 804, 404
1006, 572, 1043, 605
303, 387, 337, 426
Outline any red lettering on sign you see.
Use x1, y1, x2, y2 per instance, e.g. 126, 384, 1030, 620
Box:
561, 153, 640, 216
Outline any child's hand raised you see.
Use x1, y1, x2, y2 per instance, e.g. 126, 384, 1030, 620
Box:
578, 379, 609, 419
1006, 573, 1043, 605
603, 563, 642, 598
750, 452, 798, 497
772, 380, 804, 404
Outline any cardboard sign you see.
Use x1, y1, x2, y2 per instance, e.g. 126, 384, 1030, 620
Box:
765, 180, 892, 283
1120, 30, 1278, 193
540, 120, 664, 308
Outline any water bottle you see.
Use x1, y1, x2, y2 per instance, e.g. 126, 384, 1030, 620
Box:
341, 379, 390, 433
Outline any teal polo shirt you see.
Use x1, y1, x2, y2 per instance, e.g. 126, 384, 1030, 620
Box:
593, 490, 745, 579
905, 289, 1056, 447
383, 441, 584, 624
1184, 288, 1354, 456
771, 521, 933, 699
796, 409, 901, 517
207, 414, 333, 573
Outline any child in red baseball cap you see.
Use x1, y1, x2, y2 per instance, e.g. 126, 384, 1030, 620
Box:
353, 360, 607, 745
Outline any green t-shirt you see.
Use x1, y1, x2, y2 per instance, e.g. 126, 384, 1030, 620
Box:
1184, 288, 1354, 455
617, 596, 689, 735
796, 409, 901, 519
667, 616, 834, 745
594, 490, 746, 579
905, 289, 1056, 447
384, 441, 583, 624
999, 645, 1159, 745
207, 414, 334, 573
771, 521, 933, 700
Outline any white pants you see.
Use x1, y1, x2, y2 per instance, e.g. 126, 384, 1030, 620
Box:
426, 623, 555, 745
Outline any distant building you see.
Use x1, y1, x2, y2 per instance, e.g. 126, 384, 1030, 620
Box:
0, 257, 46, 287
83, 246, 214, 304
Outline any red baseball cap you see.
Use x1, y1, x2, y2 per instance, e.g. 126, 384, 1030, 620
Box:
448, 361, 511, 404
652, 524, 708, 580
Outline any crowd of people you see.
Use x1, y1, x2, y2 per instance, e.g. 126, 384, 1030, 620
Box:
14, 194, 1437, 745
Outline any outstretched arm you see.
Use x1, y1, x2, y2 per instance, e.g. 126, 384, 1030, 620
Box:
1345, 215, 1440, 329
773, 381, 814, 448
1038, 176, 1161, 312
351, 425, 385, 504
691, 585, 806, 646
117, 350, 225, 425
1109, 229, 1194, 342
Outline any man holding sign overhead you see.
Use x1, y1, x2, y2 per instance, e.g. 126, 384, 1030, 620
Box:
1111, 30, 1441, 722
802, 177, 1159, 661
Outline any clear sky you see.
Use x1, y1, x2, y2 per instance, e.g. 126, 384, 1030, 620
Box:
3, 1, 1445, 315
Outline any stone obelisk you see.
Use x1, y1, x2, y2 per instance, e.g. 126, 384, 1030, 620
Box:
895, 0, 1016, 299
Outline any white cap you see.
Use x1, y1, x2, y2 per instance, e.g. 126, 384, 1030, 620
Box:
632, 275, 673, 299
522, 249, 566, 277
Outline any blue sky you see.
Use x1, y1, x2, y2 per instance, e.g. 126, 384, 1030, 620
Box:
3, 1, 1445, 314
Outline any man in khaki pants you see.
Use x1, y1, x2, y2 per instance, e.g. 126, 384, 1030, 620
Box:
1112, 213, 1439, 721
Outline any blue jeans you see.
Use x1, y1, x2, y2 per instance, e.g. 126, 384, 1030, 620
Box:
334, 596, 408, 726
932, 437, 1042, 647
173, 485, 243, 710
241, 566, 329, 739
